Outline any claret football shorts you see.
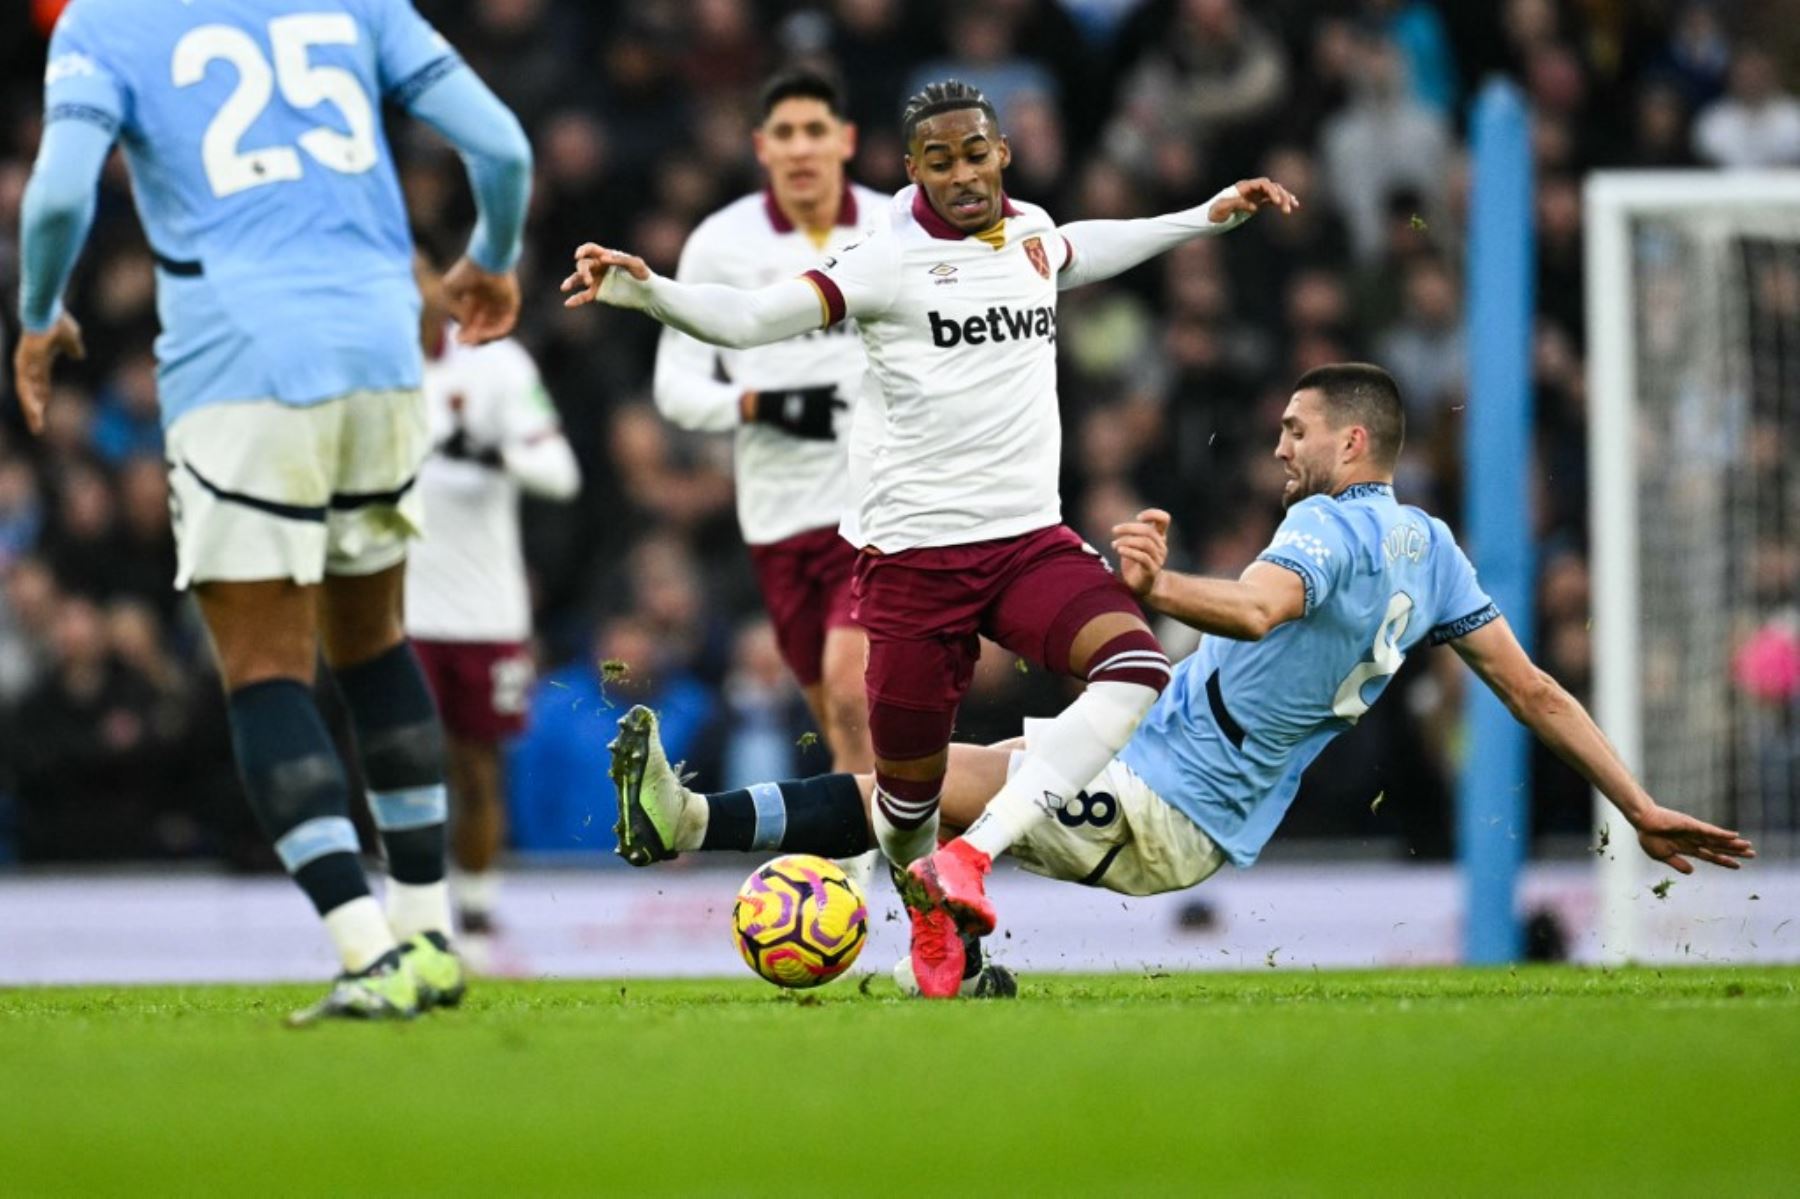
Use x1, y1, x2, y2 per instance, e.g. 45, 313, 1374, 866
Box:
165, 389, 430, 588
747, 524, 860, 687
1006, 718, 1227, 897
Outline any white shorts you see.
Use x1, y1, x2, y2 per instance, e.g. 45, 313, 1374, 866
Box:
165, 390, 430, 588
1007, 719, 1226, 897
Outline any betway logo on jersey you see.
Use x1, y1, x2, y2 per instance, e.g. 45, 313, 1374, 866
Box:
928, 306, 1056, 348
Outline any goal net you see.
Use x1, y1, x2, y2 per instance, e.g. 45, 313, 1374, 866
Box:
1586, 173, 1800, 960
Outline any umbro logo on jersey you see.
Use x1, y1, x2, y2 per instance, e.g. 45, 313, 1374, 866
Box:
929, 263, 957, 276
928, 306, 1056, 348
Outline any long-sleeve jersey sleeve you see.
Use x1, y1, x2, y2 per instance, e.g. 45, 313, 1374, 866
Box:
18, 118, 114, 333
376, 0, 531, 274
496, 342, 580, 499
20, 12, 127, 333
501, 434, 581, 500
599, 270, 824, 351
1056, 186, 1252, 292
651, 225, 745, 432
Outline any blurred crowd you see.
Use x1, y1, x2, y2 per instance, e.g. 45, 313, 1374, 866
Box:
2, 0, 1796, 866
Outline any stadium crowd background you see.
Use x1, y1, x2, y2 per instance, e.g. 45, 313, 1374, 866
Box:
0, 0, 1794, 870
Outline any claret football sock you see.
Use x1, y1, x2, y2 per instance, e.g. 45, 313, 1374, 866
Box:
700, 774, 870, 857
872, 795, 940, 867
334, 642, 453, 940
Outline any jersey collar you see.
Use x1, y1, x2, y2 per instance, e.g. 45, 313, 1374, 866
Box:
1333, 482, 1395, 502
910, 187, 1023, 244
763, 182, 860, 234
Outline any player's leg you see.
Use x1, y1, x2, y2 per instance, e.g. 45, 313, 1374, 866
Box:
614, 702, 1013, 862
613, 704, 874, 863
749, 533, 880, 892
195, 580, 407, 982
907, 530, 1171, 990
317, 387, 464, 1006
415, 639, 530, 944
819, 627, 873, 770
961, 600, 1170, 862
320, 563, 463, 1006
853, 548, 983, 870
169, 398, 415, 1023
447, 735, 507, 931
816, 537, 873, 773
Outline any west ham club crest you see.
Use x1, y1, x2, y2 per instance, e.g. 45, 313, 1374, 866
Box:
1023, 235, 1050, 279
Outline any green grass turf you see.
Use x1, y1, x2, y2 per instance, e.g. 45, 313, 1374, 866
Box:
2, 968, 1797, 1196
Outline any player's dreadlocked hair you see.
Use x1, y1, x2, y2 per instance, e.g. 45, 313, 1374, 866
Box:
1295, 363, 1407, 467
901, 80, 999, 146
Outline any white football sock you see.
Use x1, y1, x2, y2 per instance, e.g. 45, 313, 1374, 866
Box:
872, 789, 940, 866
452, 871, 500, 920
676, 786, 709, 851
323, 896, 398, 973
385, 878, 452, 941
963, 680, 1159, 859
837, 848, 884, 897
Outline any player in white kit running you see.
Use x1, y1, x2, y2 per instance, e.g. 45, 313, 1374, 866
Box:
406, 256, 580, 951
563, 79, 1298, 995
653, 68, 885, 773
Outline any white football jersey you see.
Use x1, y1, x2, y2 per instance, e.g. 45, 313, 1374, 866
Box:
805, 186, 1072, 552
655, 185, 888, 545
406, 336, 569, 642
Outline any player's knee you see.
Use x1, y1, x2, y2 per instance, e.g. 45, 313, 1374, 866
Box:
870, 706, 952, 828
1083, 627, 1172, 696
1075, 627, 1171, 750
868, 700, 955, 766
824, 686, 869, 755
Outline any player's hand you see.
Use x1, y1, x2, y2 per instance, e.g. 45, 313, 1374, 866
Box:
747, 386, 847, 440
1210, 177, 1300, 223
561, 243, 651, 308
12, 312, 86, 436
1632, 804, 1756, 874
439, 426, 504, 469
1111, 508, 1172, 599
442, 257, 520, 346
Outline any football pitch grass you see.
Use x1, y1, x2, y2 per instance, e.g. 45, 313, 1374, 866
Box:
3, 967, 1797, 1196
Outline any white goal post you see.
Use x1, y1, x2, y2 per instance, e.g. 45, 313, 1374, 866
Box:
1585, 171, 1800, 963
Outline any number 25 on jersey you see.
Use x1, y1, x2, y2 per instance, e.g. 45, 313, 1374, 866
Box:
173, 13, 377, 198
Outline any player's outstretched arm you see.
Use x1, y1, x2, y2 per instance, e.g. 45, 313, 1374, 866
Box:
1113, 510, 1306, 641
1056, 177, 1299, 292
562, 245, 825, 350
1449, 618, 1755, 873
14, 117, 111, 435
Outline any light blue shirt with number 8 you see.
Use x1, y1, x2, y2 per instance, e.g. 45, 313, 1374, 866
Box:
1119, 483, 1498, 867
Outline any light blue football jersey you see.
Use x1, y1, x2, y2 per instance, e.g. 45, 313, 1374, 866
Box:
42, 0, 459, 422
1118, 483, 1498, 867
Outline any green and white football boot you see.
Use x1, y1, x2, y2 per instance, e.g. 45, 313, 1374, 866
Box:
609, 704, 695, 867
402, 930, 467, 1011
286, 947, 419, 1027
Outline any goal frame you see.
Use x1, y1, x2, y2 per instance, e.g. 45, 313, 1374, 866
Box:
1583, 170, 1800, 963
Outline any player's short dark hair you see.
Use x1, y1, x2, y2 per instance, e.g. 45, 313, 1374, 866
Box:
901, 79, 999, 146
758, 66, 846, 121
1294, 363, 1406, 467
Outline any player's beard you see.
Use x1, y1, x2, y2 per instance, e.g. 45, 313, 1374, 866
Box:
1281, 462, 1327, 508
